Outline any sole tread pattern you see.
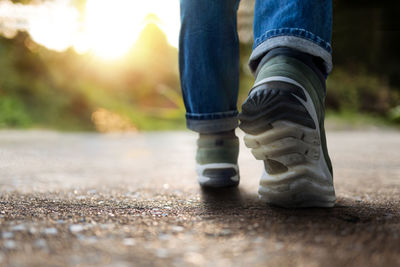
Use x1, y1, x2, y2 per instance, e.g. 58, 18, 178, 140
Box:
239, 80, 336, 208
196, 163, 239, 188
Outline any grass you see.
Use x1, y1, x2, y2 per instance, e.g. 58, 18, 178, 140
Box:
325, 110, 399, 131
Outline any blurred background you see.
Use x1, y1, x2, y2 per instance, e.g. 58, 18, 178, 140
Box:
0, 0, 399, 132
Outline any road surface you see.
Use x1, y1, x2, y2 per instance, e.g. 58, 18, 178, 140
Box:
0, 129, 399, 266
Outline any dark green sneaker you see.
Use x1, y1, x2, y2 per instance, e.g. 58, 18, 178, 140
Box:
196, 130, 240, 188
239, 52, 336, 208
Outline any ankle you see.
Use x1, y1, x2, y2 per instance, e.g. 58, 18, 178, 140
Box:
255, 47, 326, 84
199, 129, 237, 139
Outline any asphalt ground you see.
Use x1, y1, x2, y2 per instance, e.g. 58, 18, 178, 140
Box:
0, 129, 399, 266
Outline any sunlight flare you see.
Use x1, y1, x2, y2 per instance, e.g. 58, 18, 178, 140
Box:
0, 0, 181, 59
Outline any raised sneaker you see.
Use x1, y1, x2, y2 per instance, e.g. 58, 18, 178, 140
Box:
239, 50, 336, 208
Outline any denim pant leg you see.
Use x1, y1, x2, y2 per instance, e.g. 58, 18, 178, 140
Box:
179, 0, 241, 134
249, 0, 333, 75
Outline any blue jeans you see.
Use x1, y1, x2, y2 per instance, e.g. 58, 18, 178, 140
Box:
179, 0, 332, 133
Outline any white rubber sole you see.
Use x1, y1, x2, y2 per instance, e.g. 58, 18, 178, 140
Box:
244, 77, 336, 208
196, 163, 239, 188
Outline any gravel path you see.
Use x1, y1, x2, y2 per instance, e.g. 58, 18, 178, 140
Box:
0, 129, 399, 266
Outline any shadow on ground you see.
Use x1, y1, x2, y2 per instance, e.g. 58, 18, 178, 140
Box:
200, 187, 399, 223
199, 187, 400, 266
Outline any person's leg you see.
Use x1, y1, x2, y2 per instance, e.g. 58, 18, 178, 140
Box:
249, 0, 333, 75
179, 0, 241, 188
239, 0, 336, 207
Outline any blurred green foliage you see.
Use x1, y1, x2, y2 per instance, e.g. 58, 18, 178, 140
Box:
0, 96, 31, 127
0, 0, 399, 131
329, 0, 400, 125
0, 24, 185, 131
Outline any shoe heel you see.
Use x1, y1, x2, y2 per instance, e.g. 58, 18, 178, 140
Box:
239, 82, 335, 208
196, 163, 239, 188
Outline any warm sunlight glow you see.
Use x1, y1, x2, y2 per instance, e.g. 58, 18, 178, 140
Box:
80, 0, 181, 59
29, 2, 79, 52
0, 0, 181, 60
82, 0, 144, 59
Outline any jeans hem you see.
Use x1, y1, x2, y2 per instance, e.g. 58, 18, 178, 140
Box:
250, 34, 333, 74
186, 116, 238, 134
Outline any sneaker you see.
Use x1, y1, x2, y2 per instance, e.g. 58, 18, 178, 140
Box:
239, 50, 336, 208
196, 130, 240, 188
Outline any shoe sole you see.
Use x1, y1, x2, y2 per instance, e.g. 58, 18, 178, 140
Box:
240, 77, 336, 208
196, 163, 239, 188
